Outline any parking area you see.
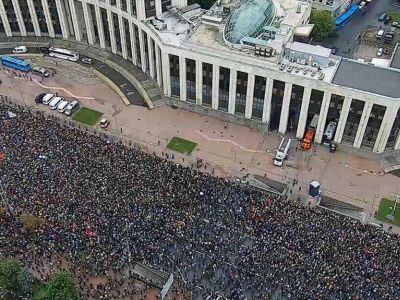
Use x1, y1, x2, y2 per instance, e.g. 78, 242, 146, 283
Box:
354, 26, 400, 61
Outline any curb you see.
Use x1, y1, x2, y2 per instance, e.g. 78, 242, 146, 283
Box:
92, 69, 130, 106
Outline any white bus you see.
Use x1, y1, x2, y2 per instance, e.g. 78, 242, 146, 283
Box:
48, 47, 79, 62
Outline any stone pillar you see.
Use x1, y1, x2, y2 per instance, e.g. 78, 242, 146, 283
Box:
278, 83, 292, 134
95, 5, 106, 48
0, 2, 11, 37
55, 0, 69, 38
195, 60, 203, 105
353, 101, 373, 148
147, 37, 155, 78
107, 9, 117, 53
211, 64, 219, 110
68, 0, 82, 41
41, 0, 55, 37
27, 0, 41, 36
136, 0, 146, 21
162, 52, 171, 96
11, 0, 26, 36
155, 0, 162, 16
155, 45, 162, 87
395, 131, 400, 150
119, 15, 128, 59
139, 29, 146, 73
179, 56, 186, 101
296, 87, 311, 139
315, 91, 332, 143
128, 22, 137, 65
334, 96, 351, 143
228, 69, 237, 114
82, 2, 95, 44
262, 78, 273, 124
373, 106, 398, 153
245, 74, 255, 119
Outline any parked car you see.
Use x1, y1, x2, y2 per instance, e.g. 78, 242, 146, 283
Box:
65, 100, 79, 116
384, 15, 392, 25
12, 46, 27, 54
331, 47, 339, 55
32, 66, 50, 77
377, 48, 384, 57
100, 117, 110, 128
378, 12, 387, 22
37, 46, 50, 54
81, 57, 93, 65
57, 100, 70, 113
42, 94, 55, 105
359, 1, 366, 9
35, 93, 46, 104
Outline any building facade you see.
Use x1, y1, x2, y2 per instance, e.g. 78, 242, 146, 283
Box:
0, 0, 399, 153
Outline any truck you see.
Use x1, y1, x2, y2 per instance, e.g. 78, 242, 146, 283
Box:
301, 114, 319, 150
274, 138, 291, 166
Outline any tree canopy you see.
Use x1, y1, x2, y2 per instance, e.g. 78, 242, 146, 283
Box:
0, 257, 23, 294
310, 10, 336, 41
46, 272, 80, 300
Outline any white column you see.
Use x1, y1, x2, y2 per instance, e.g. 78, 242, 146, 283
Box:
373, 106, 398, 153
139, 29, 146, 73
95, 5, 105, 48
0, 1, 12, 37
179, 56, 186, 101
315, 91, 332, 143
68, 0, 82, 41
41, 0, 54, 37
135, 0, 146, 21
155, 45, 162, 87
262, 78, 273, 124
162, 52, 171, 96
211, 64, 219, 110
119, 15, 128, 59
147, 37, 155, 78
195, 60, 203, 105
353, 101, 373, 148
82, 2, 95, 44
278, 83, 292, 134
55, 0, 69, 38
245, 74, 255, 119
228, 69, 237, 114
11, 0, 26, 36
155, 0, 162, 16
107, 9, 117, 53
27, 0, 41, 36
129, 22, 137, 65
334, 96, 351, 143
296, 87, 311, 139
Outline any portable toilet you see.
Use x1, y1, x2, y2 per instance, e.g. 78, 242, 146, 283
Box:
309, 181, 320, 197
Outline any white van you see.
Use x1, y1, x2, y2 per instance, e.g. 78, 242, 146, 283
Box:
12, 45, 27, 54
57, 100, 69, 113
65, 100, 79, 116
49, 97, 63, 110
376, 29, 385, 39
42, 94, 55, 105
274, 138, 291, 166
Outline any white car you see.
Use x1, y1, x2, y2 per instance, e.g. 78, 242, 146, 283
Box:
377, 48, 384, 57
12, 45, 27, 54
100, 117, 109, 128
359, 1, 366, 9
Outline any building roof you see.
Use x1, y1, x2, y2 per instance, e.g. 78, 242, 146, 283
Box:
332, 59, 400, 99
289, 42, 331, 58
390, 43, 400, 70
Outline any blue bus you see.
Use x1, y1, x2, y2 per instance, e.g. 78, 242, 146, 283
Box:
0, 55, 31, 72
336, 5, 360, 29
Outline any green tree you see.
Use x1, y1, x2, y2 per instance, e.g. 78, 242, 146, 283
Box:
0, 257, 23, 294
310, 10, 336, 41
46, 272, 80, 300
21, 215, 43, 233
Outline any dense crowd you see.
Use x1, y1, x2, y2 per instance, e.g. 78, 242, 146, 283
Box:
1, 102, 400, 299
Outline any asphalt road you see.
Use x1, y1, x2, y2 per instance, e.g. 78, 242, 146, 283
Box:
0, 47, 145, 106
323, 0, 400, 57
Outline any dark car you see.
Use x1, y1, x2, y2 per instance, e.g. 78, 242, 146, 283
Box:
384, 15, 392, 25
331, 47, 339, 55
378, 12, 387, 22
37, 46, 50, 54
35, 93, 46, 104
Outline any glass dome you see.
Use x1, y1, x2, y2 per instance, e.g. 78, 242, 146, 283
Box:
224, 0, 276, 44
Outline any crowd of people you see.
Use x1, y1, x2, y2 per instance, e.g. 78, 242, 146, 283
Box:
1, 101, 400, 299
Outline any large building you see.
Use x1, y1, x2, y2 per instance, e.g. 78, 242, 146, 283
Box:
0, 0, 399, 153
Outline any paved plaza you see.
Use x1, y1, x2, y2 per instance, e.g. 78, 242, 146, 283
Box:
1, 57, 400, 226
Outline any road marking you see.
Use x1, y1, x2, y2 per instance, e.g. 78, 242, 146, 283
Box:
32, 78, 95, 100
